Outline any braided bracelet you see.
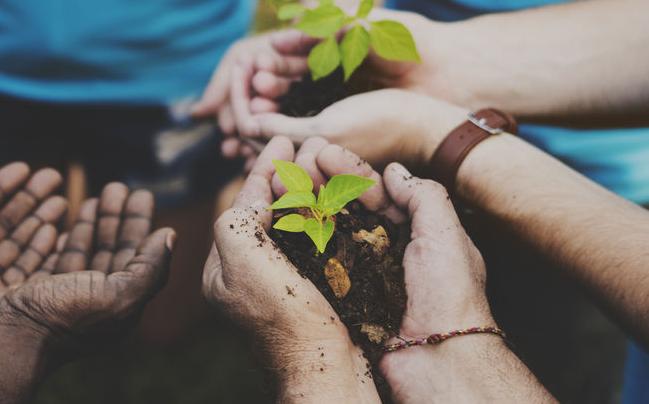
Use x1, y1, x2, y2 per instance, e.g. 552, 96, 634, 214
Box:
383, 326, 506, 353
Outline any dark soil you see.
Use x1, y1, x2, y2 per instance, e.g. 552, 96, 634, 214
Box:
278, 68, 377, 117
269, 202, 410, 402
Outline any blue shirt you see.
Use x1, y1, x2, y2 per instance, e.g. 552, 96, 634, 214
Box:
0, 0, 254, 104
387, 0, 649, 205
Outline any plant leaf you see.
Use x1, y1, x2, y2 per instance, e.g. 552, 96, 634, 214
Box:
322, 174, 375, 213
278, 3, 306, 20
296, 4, 345, 38
316, 184, 327, 211
308, 36, 341, 81
270, 191, 316, 210
273, 214, 306, 232
369, 20, 421, 62
304, 218, 335, 253
340, 25, 370, 80
356, 0, 373, 18
273, 160, 313, 192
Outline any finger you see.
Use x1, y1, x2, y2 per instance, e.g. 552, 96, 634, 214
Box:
383, 163, 462, 238
252, 71, 292, 100
110, 190, 154, 273
252, 113, 315, 142
255, 51, 309, 77
271, 30, 319, 56
3, 224, 56, 286
0, 162, 30, 205
231, 63, 261, 138
28, 233, 67, 282
90, 183, 129, 273
250, 97, 279, 114
240, 144, 256, 159
109, 228, 175, 310
192, 57, 232, 117
218, 103, 236, 136
0, 196, 66, 267
56, 198, 98, 273
234, 136, 295, 228
0, 168, 62, 239
271, 137, 328, 196
244, 156, 257, 174
221, 137, 241, 159
316, 145, 406, 222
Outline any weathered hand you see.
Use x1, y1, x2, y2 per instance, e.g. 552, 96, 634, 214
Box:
0, 182, 175, 403
248, 89, 468, 170
0, 163, 67, 293
203, 137, 380, 403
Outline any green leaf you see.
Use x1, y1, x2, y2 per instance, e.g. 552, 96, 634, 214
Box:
270, 191, 316, 210
322, 174, 375, 213
369, 20, 421, 62
304, 218, 335, 253
340, 25, 370, 80
273, 160, 313, 192
356, 0, 373, 18
273, 214, 306, 232
308, 36, 341, 81
316, 184, 327, 211
278, 3, 306, 20
296, 4, 345, 38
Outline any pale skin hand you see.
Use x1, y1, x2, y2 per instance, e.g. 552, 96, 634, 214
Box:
308, 143, 554, 403
232, 0, 649, 131
202, 136, 380, 404
0, 180, 175, 404
245, 89, 469, 170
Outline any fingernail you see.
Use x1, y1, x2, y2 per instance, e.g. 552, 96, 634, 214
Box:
166, 231, 177, 251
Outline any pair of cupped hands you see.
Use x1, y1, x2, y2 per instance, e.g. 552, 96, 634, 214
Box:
0, 138, 495, 403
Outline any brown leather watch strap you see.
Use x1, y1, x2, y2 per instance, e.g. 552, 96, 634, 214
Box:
428, 108, 517, 192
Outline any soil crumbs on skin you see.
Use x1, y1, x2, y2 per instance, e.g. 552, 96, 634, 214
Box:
269, 202, 410, 402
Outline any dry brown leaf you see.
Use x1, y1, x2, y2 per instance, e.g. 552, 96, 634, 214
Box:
360, 323, 390, 344
324, 257, 351, 299
353, 225, 390, 256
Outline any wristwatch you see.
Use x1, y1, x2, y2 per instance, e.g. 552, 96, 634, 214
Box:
427, 108, 517, 193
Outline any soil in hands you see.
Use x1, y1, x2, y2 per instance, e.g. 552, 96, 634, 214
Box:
278, 68, 376, 117
269, 202, 410, 403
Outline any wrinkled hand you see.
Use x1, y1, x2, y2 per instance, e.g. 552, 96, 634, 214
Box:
248, 89, 469, 170
0, 181, 175, 403
191, 31, 312, 170
202, 137, 380, 403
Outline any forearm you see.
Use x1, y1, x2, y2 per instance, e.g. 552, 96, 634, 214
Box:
441, 0, 649, 121
457, 133, 649, 347
383, 335, 555, 403
0, 317, 50, 403
267, 333, 380, 403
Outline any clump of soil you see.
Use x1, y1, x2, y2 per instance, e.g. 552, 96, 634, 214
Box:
269, 202, 410, 402
278, 68, 378, 117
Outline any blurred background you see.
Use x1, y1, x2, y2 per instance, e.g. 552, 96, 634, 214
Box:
0, 1, 627, 403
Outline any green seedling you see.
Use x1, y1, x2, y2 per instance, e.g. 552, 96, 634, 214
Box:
269, 0, 420, 80
269, 160, 375, 253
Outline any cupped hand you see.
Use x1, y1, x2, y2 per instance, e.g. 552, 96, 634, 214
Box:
191, 31, 313, 170
302, 143, 501, 403
0, 182, 175, 359
249, 89, 469, 170
203, 136, 380, 403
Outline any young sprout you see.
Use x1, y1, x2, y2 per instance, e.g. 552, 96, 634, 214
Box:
270, 160, 375, 253
269, 0, 420, 80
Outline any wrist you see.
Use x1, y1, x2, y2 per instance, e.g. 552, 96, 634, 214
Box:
416, 99, 469, 170
0, 306, 53, 402
272, 333, 380, 403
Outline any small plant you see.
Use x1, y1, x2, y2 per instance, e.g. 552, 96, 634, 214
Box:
270, 160, 375, 253
269, 0, 420, 80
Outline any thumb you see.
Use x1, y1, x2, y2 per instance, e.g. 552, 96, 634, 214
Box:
113, 228, 176, 304
252, 113, 321, 144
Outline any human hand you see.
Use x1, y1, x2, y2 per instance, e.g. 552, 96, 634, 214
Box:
0, 182, 175, 403
202, 136, 380, 403
308, 145, 552, 403
246, 89, 469, 170
191, 31, 312, 170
